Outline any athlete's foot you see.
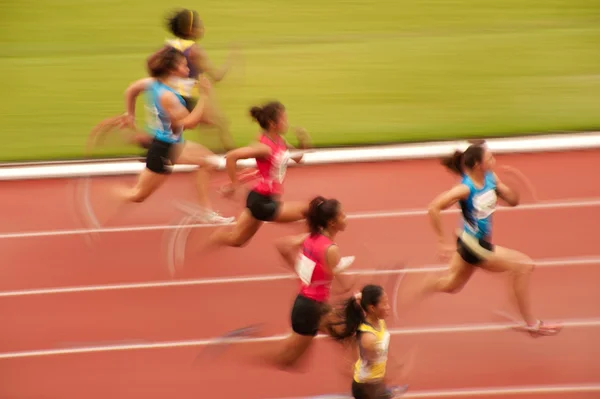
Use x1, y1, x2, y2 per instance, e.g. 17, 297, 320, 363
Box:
389, 385, 409, 398
522, 320, 563, 338
202, 210, 235, 225
175, 201, 235, 224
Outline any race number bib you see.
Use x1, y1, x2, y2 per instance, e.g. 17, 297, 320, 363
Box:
295, 253, 316, 285
473, 190, 497, 219
271, 150, 291, 184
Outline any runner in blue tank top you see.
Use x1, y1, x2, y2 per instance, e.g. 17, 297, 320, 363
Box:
418, 141, 562, 337
460, 170, 497, 240
87, 46, 234, 226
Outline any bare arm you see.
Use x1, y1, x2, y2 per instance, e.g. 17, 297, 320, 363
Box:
191, 46, 234, 82
286, 127, 313, 163
275, 233, 310, 269
428, 184, 471, 244
224, 143, 271, 186
493, 173, 520, 207
124, 77, 154, 120
358, 333, 379, 365
159, 78, 212, 130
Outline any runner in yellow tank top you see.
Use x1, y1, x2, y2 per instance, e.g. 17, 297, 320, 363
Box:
87, 9, 238, 153
328, 285, 413, 399
163, 8, 238, 151
353, 318, 391, 384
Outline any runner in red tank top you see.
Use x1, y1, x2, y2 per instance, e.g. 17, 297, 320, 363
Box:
207, 101, 314, 249
250, 195, 357, 370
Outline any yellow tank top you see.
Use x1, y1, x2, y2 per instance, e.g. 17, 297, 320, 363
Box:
165, 38, 199, 99
353, 319, 391, 383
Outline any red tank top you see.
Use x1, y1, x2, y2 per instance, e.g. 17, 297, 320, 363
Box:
296, 233, 335, 302
252, 134, 290, 196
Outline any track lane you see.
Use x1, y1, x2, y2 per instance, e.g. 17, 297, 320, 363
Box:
0, 327, 598, 399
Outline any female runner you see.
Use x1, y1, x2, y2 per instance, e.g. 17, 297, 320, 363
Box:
163, 8, 237, 151
259, 195, 353, 369
99, 46, 234, 224
421, 141, 562, 336
205, 100, 312, 248
87, 8, 238, 153
332, 285, 411, 399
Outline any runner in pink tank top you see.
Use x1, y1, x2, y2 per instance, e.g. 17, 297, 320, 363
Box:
200, 195, 359, 372
241, 195, 357, 370
253, 133, 289, 197
297, 233, 335, 302
207, 101, 315, 250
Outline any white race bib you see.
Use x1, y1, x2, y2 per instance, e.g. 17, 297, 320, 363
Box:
295, 253, 316, 285
271, 150, 290, 184
473, 190, 497, 219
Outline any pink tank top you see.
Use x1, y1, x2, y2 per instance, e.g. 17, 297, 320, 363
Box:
252, 134, 290, 196
296, 233, 335, 303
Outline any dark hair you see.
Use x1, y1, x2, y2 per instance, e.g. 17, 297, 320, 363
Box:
249, 101, 285, 130
166, 8, 201, 39
440, 142, 486, 176
306, 196, 340, 235
147, 46, 185, 78
329, 285, 384, 342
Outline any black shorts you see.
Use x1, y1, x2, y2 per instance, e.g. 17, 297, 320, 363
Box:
145, 138, 177, 174
246, 190, 280, 221
457, 232, 495, 265
291, 294, 329, 336
351, 381, 393, 399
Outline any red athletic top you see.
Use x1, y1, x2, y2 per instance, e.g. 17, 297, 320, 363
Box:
296, 233, 335, 303
252, 134, 290, 196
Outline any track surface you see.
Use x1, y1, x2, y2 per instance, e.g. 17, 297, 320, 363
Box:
1, 149, 599, 398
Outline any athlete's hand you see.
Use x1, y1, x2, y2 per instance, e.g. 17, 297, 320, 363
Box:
197, 76, 213, 94
118, 113, 136, 130
293, 126, 312, 149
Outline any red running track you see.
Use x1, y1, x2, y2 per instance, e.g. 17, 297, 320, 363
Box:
0, 150, 599, 398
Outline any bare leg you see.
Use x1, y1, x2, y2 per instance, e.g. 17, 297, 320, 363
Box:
480, 246, 537, 326
173, 141, 216, 210
198, 98, 236, 151
173, 141, 234, 224
207, 209, 263, 249
101, 168, 167, 226
273, 201, 310, 223
416, 252, 475, 302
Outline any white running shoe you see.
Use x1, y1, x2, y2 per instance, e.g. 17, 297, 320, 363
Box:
175, 201, 235, 224
201, 210, 235, 225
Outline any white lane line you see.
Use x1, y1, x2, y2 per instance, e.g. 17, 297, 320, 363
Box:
1, 255, 599, 298
1, 317, 599, 360
268, 383, 600, 399
0, 197, 599, 240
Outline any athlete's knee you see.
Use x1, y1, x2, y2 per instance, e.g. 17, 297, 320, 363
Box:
515, 258, 535, 275
129, 191, 149, 203
228, 234, 250, 248
435, 275, 465, 294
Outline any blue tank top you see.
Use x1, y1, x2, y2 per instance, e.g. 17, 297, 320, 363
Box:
460, 171, 497, 239
145, 80, 186, 144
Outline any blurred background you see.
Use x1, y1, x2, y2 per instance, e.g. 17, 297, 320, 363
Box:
1, 0, 599, 161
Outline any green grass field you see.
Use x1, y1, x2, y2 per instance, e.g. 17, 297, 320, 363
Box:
1, 0, 600, 161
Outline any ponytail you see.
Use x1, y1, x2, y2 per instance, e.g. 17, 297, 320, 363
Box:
441, 140, 488, 176
329, 295, 365, 342
249, 101, 285, 130
329, 284, 384, 342
441, 150, 464, 176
